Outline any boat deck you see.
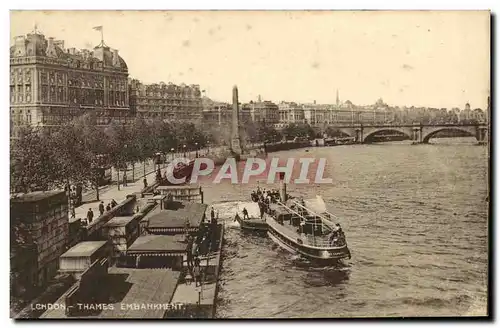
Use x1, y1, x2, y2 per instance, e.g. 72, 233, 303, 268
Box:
265, 212, 334, 248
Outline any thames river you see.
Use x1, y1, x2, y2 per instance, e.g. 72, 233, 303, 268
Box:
201, 138, 489, 318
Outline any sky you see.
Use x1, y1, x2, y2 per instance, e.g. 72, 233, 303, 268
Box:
10, 10, 490, 109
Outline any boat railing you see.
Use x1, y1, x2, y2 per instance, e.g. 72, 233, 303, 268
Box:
290, 200, 342, 227
300, 234, 346, 248
275, 201, 338, 247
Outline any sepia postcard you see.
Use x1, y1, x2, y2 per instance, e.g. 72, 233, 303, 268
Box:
9, 10, 490, 319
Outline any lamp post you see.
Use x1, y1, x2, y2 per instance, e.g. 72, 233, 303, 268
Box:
195, 142, 198, 158
206, 141, 210, 155
183, 144, 187, 158
170, 148, 175, 162
123, 144, 128, 186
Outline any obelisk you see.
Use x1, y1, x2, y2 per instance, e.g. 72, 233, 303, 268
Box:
231, 85, 243, 155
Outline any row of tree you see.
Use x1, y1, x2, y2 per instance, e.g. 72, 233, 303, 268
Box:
10, 113, 349, 195
10, 114, 211, 196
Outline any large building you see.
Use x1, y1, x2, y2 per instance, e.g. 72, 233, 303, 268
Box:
10, 30, 131, 136
243, 100, 279, 125
202, 98, 251, 126
277, 101, 305, 128
129, 79, 203, 123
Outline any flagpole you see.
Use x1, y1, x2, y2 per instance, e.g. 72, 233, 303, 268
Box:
101, 27, 104, 45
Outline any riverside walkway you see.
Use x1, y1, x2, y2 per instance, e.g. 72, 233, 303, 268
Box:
72, 162, 165, 225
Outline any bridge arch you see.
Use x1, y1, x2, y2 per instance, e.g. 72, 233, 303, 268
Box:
362, 128, 412, 143
422, 126, 477, 143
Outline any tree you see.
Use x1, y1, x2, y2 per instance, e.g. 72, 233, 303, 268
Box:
255, 121, 282, 143
130, 118, 154, 177
283, 123, 315, 140
105, 122, 133, 190
10, 126, 59, 193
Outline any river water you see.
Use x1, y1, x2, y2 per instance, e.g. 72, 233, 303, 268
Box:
200, 138, 489, 318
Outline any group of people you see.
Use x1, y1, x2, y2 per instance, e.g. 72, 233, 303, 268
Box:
328, 223, 346, 247
251, 187, 281, 204
185, 234, 203, 287
83, 199, 118, 226
250, 187, 282, 219
184, 207, 220, 287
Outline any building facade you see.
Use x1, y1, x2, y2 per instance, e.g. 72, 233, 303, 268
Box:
202, 99, 252, 127
243, 100, 279, 125
129, 79, 202, 123
277, 101, 305, 128
10, 190, 69, 289
10, 31, 132, 136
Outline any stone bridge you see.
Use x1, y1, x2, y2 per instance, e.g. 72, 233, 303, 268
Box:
332, 123, 488, 144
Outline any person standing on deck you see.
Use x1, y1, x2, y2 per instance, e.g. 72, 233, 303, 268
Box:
106, 203, 111, 212
210, 207, 215, 221
242, 207, 249, 220
87, 208, 94, 224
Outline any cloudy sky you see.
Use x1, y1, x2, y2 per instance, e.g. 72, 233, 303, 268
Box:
10, 10, 490, 108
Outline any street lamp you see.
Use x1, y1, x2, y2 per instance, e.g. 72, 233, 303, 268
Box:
195, 142, 199, 158
170, 148, 175, 162
206, 141, 210, 155
123, 144, 128, 186
183, 144, 187, 158
155, 152, 162, 183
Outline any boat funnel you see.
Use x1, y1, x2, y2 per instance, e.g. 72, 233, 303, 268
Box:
279, 172, 287, 202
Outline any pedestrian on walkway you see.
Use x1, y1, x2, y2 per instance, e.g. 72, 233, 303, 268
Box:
143, 177, 148, 189
106, 203, 111, 212
98, 201, 105, 216
210, 207, 215, 221
87, 208, 94, 224
123, 173, 127, 187
70, 206, 76, 219
111, 199, 117, 208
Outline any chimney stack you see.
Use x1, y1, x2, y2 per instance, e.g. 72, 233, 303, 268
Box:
112, 49, 120, 66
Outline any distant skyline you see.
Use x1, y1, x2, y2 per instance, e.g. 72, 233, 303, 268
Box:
10, 11, 490, 109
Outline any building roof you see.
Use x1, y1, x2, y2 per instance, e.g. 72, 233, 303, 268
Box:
60, 241, 107, 258
127, 235, 187, 253
146, 201, 207, 229
40, 268, 180, 319
10, 33, 128, 70
10, 190, 65, 203
104, 216, 135, 228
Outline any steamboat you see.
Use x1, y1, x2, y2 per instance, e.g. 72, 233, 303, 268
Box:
240, 175, 351, 263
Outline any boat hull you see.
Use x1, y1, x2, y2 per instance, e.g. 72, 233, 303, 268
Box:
267, 219, 351, 263
235, 214, 268, 232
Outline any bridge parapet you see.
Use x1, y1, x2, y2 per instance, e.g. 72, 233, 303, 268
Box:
326, 123, 488, 144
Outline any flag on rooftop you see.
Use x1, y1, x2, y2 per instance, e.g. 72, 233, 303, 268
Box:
93, 26, 103, 31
